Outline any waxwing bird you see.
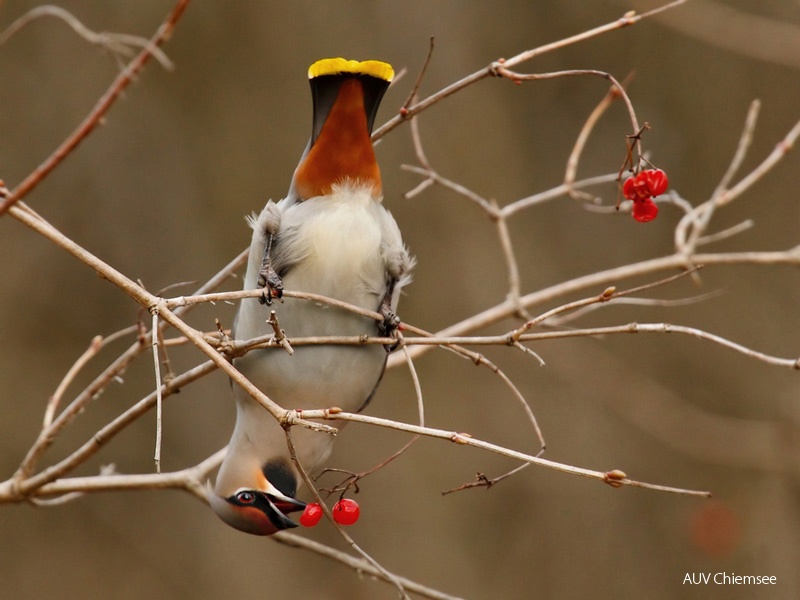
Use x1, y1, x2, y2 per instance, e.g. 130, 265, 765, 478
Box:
210, 58, 413, 535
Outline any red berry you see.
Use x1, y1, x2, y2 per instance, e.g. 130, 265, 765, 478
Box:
642, 168, 668, 197
622, 176, 637, 200
623, 168, 669, 201
632, 197, 659, 223
332, 498, 361, 526
299, 502, 323, 527
622, 174, 650, 201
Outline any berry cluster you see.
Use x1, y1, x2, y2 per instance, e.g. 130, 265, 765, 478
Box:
299, 498, 361, 527
622, 168, 668, 223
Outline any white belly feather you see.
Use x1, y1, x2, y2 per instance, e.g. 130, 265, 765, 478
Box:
231, 185, 403, 469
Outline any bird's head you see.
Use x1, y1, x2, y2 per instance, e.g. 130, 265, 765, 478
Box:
209, 458, 306, 536
292, 57, 394, 201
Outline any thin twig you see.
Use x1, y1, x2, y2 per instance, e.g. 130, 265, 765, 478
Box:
273, 532, 465, 600
493, 67, 640, 143
0, 5, 174, 68
43, 335, 103, 428
318, 344, 426, 495
565, 72, 632, 199
723, 116, 800, 205
403, 342, 426, 428
399, 323, 546, 453
400, 37, 436, 114
493, 201, 530, 319
546, 289, 726, 326
266, 310, 294, 355
172, 248, 249, 318
151, 310, 164, 473
401, 165, 497, 215
442, 464, 531, 495
509, 286, 616, 342
517, 323, 800, 370
696, 220, 754, 247
676, 100, 761, 255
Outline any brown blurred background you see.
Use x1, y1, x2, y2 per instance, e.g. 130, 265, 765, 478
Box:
1, 1, 799, 598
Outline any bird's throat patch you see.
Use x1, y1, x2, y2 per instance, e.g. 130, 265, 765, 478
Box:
294, 78, 381, 200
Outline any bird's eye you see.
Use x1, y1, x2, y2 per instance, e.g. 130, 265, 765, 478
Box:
235, 491, 256, 504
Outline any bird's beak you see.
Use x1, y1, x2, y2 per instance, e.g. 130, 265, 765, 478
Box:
264, 489, 307, 530
269, 492, 306, 515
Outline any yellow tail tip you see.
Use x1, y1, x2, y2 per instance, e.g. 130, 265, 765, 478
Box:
308, 58, 394, 82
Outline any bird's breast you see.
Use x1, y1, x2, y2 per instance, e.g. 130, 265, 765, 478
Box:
280, 186, 387, 316
232, 185, 391, 414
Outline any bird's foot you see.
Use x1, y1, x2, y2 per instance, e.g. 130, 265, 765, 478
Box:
378, 298, 401, 352
257, 267, 283, 305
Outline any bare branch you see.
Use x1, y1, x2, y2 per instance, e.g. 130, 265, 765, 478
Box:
286, 409, 711, 497
8, 448, 226, 504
